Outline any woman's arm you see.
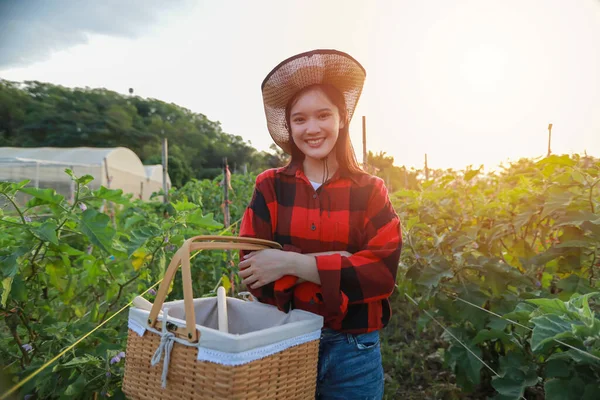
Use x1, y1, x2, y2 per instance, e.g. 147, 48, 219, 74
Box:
290, 251, 352, 285
312, 178, 402, 314
239, 250, 352, 288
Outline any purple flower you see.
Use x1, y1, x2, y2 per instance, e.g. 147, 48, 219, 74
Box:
535, 280, 542, 287
79, 203, 87, 211
106, 371, 112, 378
24, 216, 32, 223
163, 236, 169, 243
22, 343, 33, 352
110, 355, 121, 364
166, 244, 177, 252
118, 351, 126, 359
148, 288, 157, 296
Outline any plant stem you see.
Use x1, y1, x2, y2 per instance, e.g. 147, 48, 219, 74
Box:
0, 193, 26, 224
589, 179, 599, 213
99, 273, 140, 323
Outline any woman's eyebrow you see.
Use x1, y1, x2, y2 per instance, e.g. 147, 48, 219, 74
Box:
291, 108, 332, 118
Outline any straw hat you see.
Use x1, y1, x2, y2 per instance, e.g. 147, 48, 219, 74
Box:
261, 49, 366, 154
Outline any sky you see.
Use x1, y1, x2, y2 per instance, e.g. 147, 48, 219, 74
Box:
1, 0, 599, 171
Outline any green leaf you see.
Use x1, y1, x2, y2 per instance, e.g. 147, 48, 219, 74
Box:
124, 225, 162, 256
76, 174, 94, 185
491, 352, 539, 399
78, 209, 115, 254
187, 211, 224, 230
172, 198, 199, 211
55, 354, 102, 370
221, 274, 231, 293
536, 154, 576, 168
567, 292, 599, 327
582, 383, 600, 400
555, 210, 600, 227
0, 246, 29, 278
530, 314, 574, 352
31, 220, 59, 245
1, 277, 13, 307
464, 168, 480, 182
556, 275, 595, 297
443, 329, 482, 389
472, 329, 513, 346
547, 349, 600, 366
92, 186, 128, 204
63, 374, 88, 396
0, 180, 29, 195
417, 259, 453, 288
526, 298, 568, 315
124, 214, 147, 230
20, 187, 65, 206
544, 377, 585, 400
544, 359, 571, 378
58, 243, 85, 256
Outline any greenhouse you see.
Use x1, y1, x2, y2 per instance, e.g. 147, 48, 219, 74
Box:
0, 147, 171, 203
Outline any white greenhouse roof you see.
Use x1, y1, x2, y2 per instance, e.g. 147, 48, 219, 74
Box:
0, 147, 145, 175
145, 165, 170, 184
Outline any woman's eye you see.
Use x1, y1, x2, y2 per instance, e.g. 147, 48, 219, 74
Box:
293, 117, 305, 123
319, 113, 331, 119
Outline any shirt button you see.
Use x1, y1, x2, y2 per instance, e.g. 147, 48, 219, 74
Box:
313, 194, 317, 199
311, 223, 316, 231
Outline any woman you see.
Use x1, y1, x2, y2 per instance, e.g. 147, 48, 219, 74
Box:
238, 49, 402, 399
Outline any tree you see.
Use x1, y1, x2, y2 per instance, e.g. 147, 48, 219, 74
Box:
0, 79, 276, 183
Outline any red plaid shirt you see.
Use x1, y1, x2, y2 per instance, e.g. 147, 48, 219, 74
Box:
239, 162, 402, 333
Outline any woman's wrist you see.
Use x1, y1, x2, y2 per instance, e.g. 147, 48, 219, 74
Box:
289, 252, 320, 284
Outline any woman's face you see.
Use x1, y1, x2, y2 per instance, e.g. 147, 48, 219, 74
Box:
289, 88, 344, 162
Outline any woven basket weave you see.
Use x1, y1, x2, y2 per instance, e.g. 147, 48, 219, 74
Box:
121, 236, 322, 400
123, 329, 319, 399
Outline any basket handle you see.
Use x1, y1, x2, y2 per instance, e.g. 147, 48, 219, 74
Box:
147, 235, 282, 342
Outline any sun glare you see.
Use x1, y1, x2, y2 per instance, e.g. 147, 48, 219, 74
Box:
458, 46, 508, 93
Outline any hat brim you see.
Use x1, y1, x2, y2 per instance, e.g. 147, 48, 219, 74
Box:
261, 49, 366, 154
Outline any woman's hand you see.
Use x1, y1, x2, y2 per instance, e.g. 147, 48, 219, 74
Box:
238, 249, 354, 289
238, 249, 293, 289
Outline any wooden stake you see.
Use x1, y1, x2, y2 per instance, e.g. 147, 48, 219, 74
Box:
162, 138, 169, 203
547, 123, 553, 157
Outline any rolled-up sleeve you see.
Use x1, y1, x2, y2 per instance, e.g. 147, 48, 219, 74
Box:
314, 179, 402, 314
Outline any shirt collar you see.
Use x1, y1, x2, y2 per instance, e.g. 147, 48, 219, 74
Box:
276, 160, 361, 184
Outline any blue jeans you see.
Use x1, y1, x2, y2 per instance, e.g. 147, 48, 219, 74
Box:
316, 329, 384, 400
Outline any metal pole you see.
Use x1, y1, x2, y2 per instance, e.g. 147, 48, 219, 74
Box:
547, 123, 552, 157
162, 137, 169, 203
362, 116, 367, 169
102, 158, 116, 228
69, 165, 75, 204
35, 161, 39, 189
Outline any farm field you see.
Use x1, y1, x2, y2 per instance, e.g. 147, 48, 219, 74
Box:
0, 154, 599, 399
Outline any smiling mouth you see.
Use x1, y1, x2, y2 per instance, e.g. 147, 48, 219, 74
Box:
306, 138, 325, 147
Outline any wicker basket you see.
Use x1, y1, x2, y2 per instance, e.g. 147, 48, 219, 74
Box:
122, 236, 323, 400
